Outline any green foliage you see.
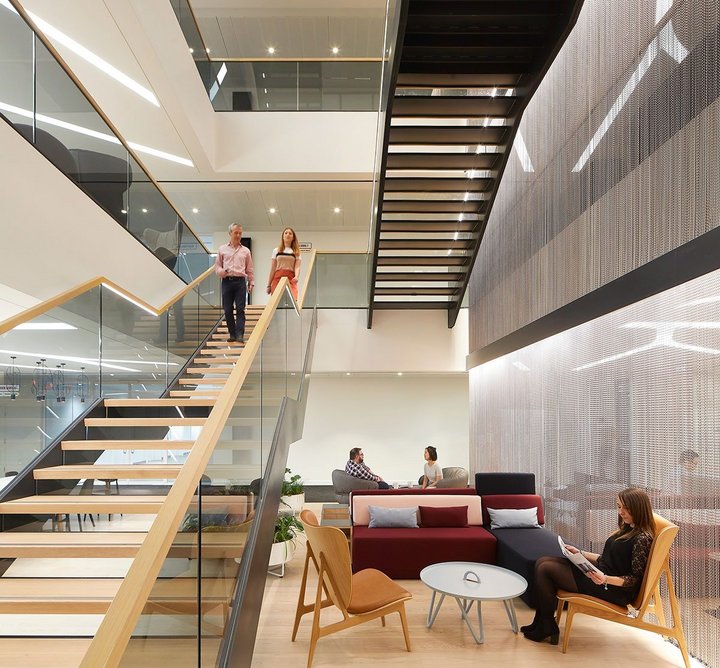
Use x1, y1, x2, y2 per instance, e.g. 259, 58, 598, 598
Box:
281, 467, 304, 496
274, 513, 304, 543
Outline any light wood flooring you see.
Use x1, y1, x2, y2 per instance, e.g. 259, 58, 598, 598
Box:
251, 504, 692, 668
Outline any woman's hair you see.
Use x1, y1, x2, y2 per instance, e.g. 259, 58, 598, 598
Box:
277, 227, 300, 257
425, 446, 438, 462
613, 488, 655, 541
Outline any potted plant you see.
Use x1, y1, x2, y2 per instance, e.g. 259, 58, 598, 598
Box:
268, 513, 304, 577
280, 467, 305, 514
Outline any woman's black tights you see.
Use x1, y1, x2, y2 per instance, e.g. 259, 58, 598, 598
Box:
534, 556, 579, 618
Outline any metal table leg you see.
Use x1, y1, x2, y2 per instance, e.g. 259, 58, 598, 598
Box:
426, 591, 446, 628
503, 597, 519, 633
454, 597, 484, 644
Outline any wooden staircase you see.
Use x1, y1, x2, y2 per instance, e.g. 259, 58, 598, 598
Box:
0, 305, 264, 662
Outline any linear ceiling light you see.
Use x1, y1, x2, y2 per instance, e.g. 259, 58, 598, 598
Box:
0, 101, 193, 166
513, 129, 535, 172
15, 322, 77, 330
572, 3, 687, 172
4, 2, 161, 107
102, 283, 157, 316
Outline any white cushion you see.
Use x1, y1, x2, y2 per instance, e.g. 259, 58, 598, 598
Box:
367, 505, 419, 528
488, 507, 540, 529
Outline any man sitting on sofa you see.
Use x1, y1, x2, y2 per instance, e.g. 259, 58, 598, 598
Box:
345, 447, 392, 489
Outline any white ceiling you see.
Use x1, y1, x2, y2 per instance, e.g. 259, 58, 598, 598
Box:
13, 0, 380, 244
189, 0, 386, 58
160, 180, 372, 236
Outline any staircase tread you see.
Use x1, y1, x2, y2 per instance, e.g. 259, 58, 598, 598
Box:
33, 465, 183, 480
103, 399, 216, 407
61, 440, 194, 450
84, 417, 207, 426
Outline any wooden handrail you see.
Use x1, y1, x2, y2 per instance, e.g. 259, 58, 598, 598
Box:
296, 249, 317, 310
0, 267, 216, 336
79, 278, 295, 667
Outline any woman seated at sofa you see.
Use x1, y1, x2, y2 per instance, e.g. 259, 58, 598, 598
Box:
421, 446, 443, 488
523, 487, 655, 644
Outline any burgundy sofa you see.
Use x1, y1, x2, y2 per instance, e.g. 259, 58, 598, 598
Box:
351, 480, 562, 608
351, 489, 495, 579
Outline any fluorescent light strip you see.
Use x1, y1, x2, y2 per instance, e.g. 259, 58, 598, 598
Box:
623, 321, 720, 329
27, 11, 159, 107
102, 283, 158, 316
0, 101, 193, 167
572, 19, 687, 172
0, 349, 142, 373
513, 129, 534, 172
15, 322, 77, 330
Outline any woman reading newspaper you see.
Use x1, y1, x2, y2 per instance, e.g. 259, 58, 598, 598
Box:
522, 488, 654, 645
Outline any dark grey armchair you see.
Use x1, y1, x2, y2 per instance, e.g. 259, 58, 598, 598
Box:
419, 466, 470, 488
436, 466, 469, 488
331, 469, 378, 505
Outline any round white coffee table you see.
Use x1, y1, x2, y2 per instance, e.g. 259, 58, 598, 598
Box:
420, 562, 528, 644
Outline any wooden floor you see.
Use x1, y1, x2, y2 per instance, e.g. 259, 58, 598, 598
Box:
251, 504, 690, 668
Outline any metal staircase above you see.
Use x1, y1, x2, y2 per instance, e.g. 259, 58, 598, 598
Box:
369, 0, 586, 326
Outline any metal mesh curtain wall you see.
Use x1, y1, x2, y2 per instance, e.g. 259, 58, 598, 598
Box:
470, 268, 720, 665
468, 1, 720, 665
468, 0, 720, 350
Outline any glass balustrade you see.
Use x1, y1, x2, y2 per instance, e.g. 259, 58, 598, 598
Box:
170, 0, 382, 112
0, 275, 221, 484
0, 1, 211, 283
115, 275, 316, 666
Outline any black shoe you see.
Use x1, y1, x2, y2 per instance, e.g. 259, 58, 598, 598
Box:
523, 618, 559, 645
520, 615, 540, 634
238, 336, 244, 344
227, 337, 236, 343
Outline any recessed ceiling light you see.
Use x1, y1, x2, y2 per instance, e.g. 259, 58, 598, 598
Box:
189, 48, 194, 54
333, 207, 341, 213
397, 372, 403, 376
331, 47, 339, 55
269, 207, 277, 214
121, 209, 127, 214
141, 208, 148, 213
267, 47, 276, 55
205, 48, 211, 54
192, 208, 199, 213
346, 372, 351, 376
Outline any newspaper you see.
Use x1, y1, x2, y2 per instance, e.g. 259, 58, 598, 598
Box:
558, 536, 600, 574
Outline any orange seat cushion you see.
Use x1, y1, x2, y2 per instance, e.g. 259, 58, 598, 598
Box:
347, 568, 411, 614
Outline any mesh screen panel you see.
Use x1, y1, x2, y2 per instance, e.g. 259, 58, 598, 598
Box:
470, 266, 720, 666
468, 5, 720, 658
469, 0, 720, 351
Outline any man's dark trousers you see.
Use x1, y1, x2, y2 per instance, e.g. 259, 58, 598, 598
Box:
222, 276, 246, 340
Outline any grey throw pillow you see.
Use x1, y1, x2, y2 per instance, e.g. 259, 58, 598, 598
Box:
488, 507, 540, 529
368, 505, 419, 528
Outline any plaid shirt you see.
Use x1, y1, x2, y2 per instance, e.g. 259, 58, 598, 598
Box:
345, 459, 381, 482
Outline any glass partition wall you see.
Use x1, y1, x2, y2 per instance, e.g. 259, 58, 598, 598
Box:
0, 1, 211, 282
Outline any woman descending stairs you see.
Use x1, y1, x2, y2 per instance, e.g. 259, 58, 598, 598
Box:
0, 305, 266, 666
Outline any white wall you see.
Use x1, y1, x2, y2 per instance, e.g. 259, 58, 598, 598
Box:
287, 375, 469, 485
312, 309, 469, 373
0, 120, 187, 319
214, 112, 377, 179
